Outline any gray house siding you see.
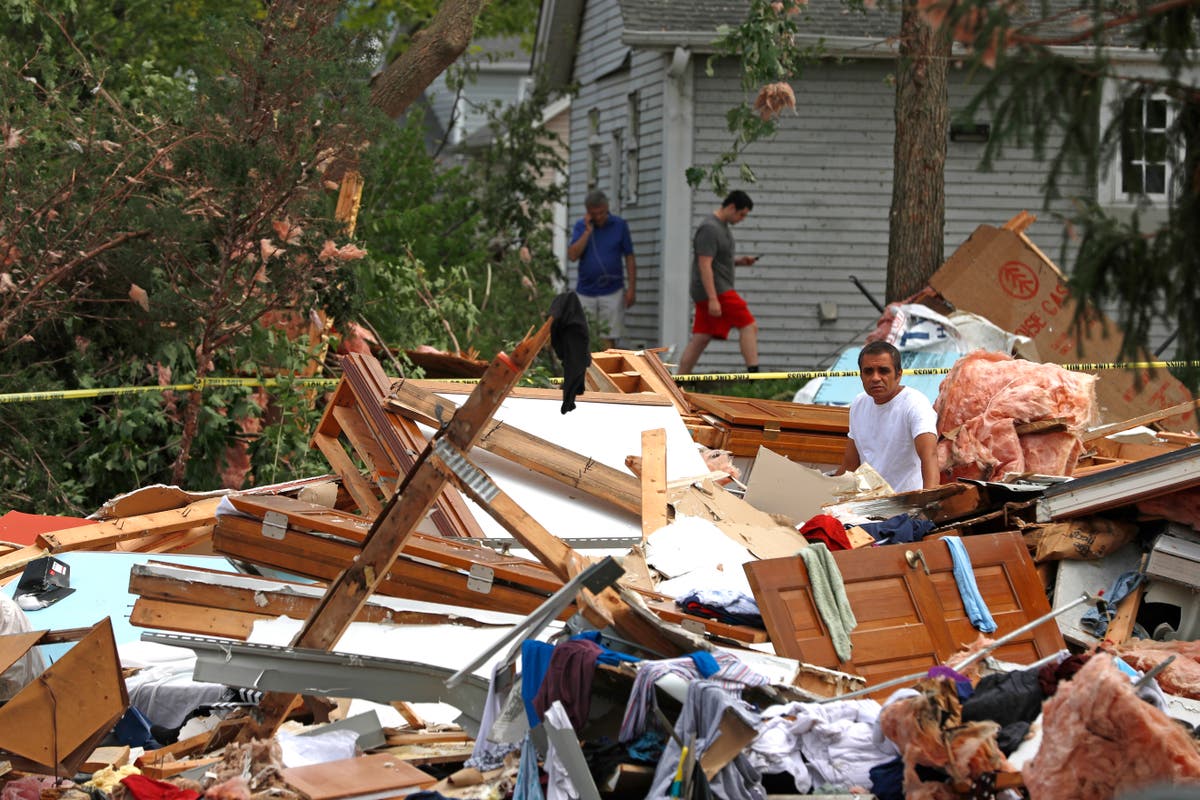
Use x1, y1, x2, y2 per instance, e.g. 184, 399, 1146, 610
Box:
565, 0, 667, 348
686, 57, 1088, 373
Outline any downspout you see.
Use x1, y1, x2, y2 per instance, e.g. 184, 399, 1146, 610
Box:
658, 46, 694, 363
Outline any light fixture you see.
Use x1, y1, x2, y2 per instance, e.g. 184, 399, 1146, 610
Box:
950, 122, 991, 143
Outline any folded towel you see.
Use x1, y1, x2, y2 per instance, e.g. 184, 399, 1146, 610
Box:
798, 542, 857, 662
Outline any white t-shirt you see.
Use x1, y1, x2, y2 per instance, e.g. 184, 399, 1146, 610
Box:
848, 386, 938, 493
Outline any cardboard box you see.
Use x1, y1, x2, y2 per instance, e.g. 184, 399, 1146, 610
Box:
930, 225, 1196, 430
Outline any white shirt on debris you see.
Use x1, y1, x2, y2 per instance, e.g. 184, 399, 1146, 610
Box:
848, 386, 937, 493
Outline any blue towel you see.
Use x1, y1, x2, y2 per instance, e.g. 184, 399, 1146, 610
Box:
520, 639, 555, 727
944, 536, 997, 633
688, 650, 721, 678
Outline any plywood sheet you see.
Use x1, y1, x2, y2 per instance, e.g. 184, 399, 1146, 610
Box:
281, 752, 435, 800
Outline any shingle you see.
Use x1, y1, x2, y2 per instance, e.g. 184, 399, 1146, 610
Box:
615, 0, 1142, 47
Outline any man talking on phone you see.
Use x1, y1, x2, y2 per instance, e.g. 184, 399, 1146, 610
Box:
567, 190, 636, 348
676, 190, 760, 374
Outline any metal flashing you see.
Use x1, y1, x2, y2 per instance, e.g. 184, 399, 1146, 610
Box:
1036, 444, 1200, 521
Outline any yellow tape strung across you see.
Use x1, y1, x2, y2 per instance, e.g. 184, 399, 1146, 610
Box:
0, 377, 339, 405
1, 360, 1197, 403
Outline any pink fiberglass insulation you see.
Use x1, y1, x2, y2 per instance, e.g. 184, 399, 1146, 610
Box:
880, 679, 1012, 798
934, 351, 1097, 480
1022, 654, 1200, 800
1115, 640, 1200, 699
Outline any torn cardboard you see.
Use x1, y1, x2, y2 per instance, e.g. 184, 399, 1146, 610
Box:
669, 479, 807, 560
930, 224, 1196, 430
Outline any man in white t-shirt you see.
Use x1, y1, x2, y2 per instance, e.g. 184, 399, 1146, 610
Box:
837, 341, 940, 493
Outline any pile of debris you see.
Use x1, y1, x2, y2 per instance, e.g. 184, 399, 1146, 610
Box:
2, 220, 1200, 800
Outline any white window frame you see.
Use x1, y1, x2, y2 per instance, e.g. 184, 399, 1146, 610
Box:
1098, 76, 1177, 208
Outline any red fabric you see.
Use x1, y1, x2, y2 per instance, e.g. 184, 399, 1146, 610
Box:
799, 514, 852, 551
0, 510, 91, 546
692, 290, 756, 339
121, 775, 201, 800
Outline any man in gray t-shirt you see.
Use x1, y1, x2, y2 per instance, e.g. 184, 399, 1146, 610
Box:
677, 190, 759, 374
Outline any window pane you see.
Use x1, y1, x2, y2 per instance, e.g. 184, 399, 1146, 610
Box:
1147, 99, 1168, 129
1146, 132, 1168, 163
1146, 164, 1166, 194
1123, 162, 1143, 194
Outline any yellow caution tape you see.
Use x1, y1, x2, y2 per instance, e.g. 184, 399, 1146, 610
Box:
1, 359, 1196, 403
0, 377, 339, 405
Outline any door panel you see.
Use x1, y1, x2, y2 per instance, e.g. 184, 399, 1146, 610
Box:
744, 532, 1064, 688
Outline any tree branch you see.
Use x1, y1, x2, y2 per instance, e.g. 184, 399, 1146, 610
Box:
369, 0, 492, 118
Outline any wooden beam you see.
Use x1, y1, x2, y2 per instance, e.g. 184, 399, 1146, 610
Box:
36, 497, 223, 553
1083, 397, 1200, 443
130, 598, 265, 639
640, 429, 668, 540
212, 517, 564, 617
432, 443, 698, 656
312, 432, 384, 517
344, 354, 487, 539
236, 322, 552, 741
385, 380, 641, 515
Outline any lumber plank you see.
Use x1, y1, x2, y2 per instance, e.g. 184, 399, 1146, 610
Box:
416, 382, 670, 406
128, 565, 476, 628
1083, 397, 1200, 443
331, 403, 397, 490
130, 598, 264, 639
640, 428, 668, 540
213, 517, 563, 617
224, 495, 563, 593
347, 354, 486, 539
0, 545, 50, 580
37, 497, 223, 553
385, 380, 641, 515
585, 363, 623, 393
238, 324, 554, 740
312, 432, 384, 517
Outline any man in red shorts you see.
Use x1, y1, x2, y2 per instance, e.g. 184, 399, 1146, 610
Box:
676, 190, 759, 374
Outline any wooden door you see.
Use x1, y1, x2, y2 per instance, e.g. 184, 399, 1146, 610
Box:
744, 532, 1063, 688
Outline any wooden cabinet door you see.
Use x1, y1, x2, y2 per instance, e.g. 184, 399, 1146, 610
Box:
744, 532, 1064, 688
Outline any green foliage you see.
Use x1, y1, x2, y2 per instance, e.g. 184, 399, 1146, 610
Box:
355, 81, 566, 358
0, 0, 385, 512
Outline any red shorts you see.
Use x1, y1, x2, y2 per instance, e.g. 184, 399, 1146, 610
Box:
693, 290, 756, 340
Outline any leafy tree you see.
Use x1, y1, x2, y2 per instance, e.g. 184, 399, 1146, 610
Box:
0, 0, 383, 506
354, 81, 566, 358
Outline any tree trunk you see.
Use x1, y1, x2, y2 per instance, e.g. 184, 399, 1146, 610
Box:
170, 358, 211, 485
369, 0, 493, 119
886, 1, 951, 303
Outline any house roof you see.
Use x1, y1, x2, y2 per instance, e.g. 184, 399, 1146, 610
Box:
533, 0, 1154, 90
617, 0, 901, 48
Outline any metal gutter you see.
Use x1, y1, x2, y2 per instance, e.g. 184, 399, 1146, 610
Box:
142, 632, 492, 736
1036, 444, 1200, 522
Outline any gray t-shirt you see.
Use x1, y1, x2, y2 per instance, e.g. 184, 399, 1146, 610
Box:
689, 215, 736, 302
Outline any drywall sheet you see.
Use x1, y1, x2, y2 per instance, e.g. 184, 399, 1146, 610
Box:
423, 395, 708, 545
743, 446, 850, 526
